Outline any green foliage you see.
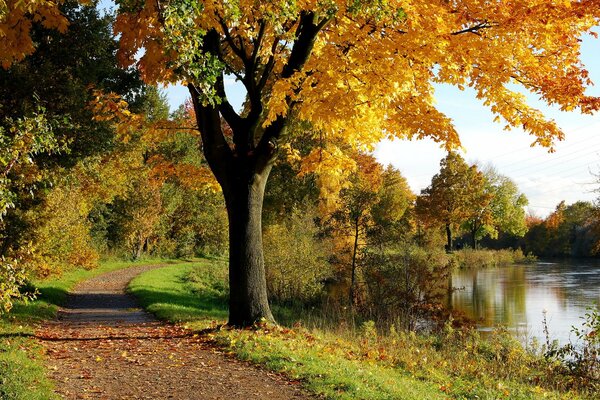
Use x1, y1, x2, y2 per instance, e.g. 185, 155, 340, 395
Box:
484, 167, 529, 238
0, 257, 33, 314
0, 2, 147, 283
0, 110, 64, 217
264, 208, 332, 305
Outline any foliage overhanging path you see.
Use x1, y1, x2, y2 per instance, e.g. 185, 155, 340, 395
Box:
35, 265, 312, 400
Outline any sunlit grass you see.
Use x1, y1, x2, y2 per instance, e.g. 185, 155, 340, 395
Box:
128, 259, 228, 323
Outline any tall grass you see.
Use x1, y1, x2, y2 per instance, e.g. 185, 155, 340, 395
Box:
452, 248, 536, 269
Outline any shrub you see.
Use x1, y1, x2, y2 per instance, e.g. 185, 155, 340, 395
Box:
263, 208, 333, 305
361, 244, 452, 329
452, 248, 536, 268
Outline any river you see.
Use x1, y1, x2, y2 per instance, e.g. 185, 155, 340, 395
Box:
449, 260, 600, 345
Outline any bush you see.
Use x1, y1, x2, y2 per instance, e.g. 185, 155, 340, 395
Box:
361, 244, 452, 329
541, 306, 600, 391
263, 208, 333, 305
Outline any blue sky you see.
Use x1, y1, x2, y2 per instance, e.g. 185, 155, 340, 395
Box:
99, 1, 600, 217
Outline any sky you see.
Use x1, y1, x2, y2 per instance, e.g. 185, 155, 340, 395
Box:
99, 1, 600, 217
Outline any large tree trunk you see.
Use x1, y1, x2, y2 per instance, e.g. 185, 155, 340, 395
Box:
224, 169, 274, 326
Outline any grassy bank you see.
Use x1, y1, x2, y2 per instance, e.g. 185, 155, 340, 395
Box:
452, 248, 537, 268
0, 258, 188, 400
129, 260, 596, 400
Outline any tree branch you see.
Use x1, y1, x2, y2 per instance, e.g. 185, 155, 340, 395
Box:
217, 16, 248, 62
188, 84, 232, 185
451, 21, 496, 36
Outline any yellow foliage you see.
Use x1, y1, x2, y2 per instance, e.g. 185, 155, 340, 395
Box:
111, 0, 600, 153
0, 0, 79, 68
300, 144, 356, 212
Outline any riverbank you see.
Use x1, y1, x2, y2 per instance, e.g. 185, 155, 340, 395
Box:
451, 248, 536, 268
130, 260, 598, 399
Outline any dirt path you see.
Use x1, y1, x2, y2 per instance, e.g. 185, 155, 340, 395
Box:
37, 265, 312, 400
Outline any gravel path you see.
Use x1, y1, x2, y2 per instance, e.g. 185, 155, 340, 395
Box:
37, 265, 312, 400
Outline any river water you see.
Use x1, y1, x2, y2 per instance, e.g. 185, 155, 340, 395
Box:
449, 260, 600, 345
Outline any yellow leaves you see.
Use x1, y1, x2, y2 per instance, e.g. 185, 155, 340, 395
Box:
147, 155, 220, 193
279, 143, 302, 165
0, 0, 71, 68
300, 145, 356, 212
264, 71, 306, 127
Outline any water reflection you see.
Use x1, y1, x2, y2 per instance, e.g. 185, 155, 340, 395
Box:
450, 261, 600, 344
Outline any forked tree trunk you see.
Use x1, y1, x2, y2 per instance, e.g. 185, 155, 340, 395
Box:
189, 87, 278, 327
187, 16, 325, 327
224, 169, 274, 326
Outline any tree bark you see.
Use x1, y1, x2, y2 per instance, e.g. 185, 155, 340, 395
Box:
349, 216, 360, 307
445, 223, 453, 252
223, 168, 275, 326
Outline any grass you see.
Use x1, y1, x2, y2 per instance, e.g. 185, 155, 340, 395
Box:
452, 248, 537, 268
128, 259, 228, 322
0, 257, 192, 400
130, 260, 597, 400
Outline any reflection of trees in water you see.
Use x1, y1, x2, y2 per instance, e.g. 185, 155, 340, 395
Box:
451, 266, 527, 328
450, 262, 600, 342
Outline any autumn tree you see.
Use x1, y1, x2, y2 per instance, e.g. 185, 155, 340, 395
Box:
324, 153, 383, 306
416, 152, 489, 250
0, 1, 146, 262
5, 0, 600, 325
370, 165, 415, 245
524, 200, 598, 257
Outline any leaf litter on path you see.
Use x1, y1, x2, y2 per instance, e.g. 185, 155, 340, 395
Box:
37, 266, 313, 400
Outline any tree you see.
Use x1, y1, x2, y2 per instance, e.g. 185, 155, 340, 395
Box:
6, 1, 600, 326
462, 166, 529, 248
0, 1, 145, 260
416, 152, 488, 250
483, 167, 529, 240
370, 165, 415, 245
461, 167, 493, 249
328, 153, 383, 306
